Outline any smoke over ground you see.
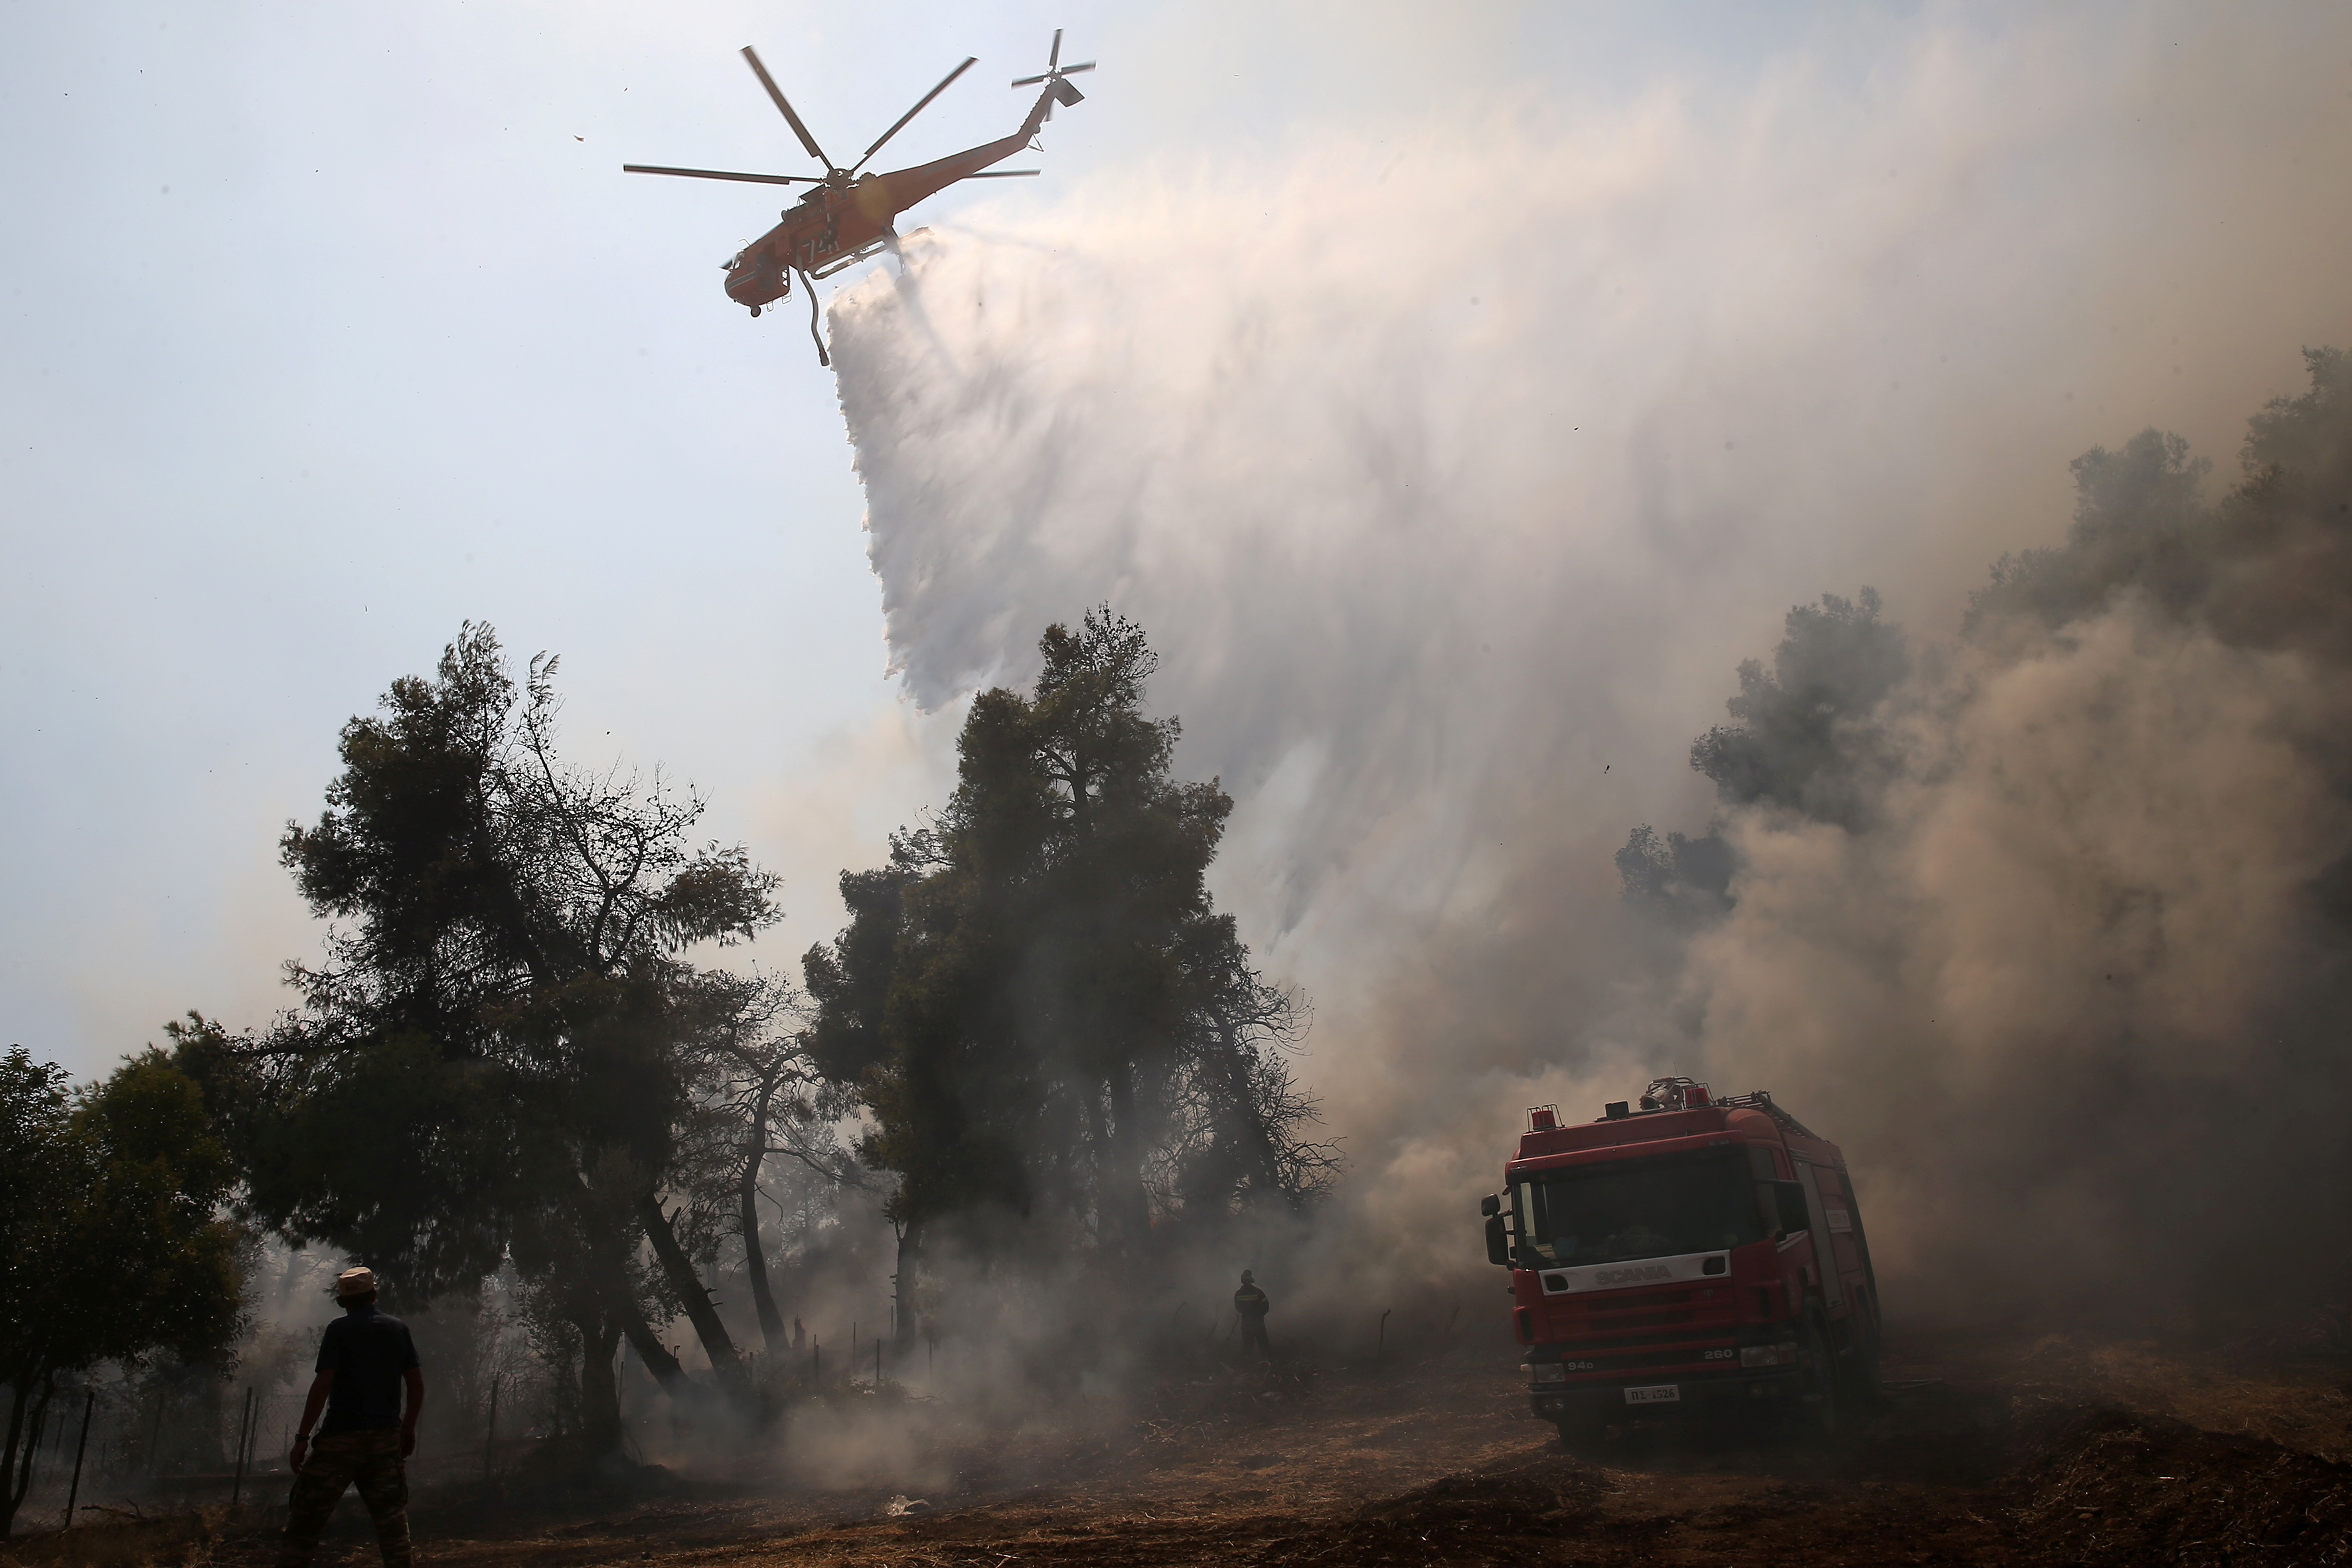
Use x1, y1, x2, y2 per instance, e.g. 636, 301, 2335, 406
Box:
826, 7, 2352, 1338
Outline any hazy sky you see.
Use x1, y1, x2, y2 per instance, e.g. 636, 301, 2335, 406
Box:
5, 0, 2346, 1097
0, 0, 1832, 1075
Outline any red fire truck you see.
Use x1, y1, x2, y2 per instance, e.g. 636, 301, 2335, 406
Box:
1482, 1077, 1881, 1441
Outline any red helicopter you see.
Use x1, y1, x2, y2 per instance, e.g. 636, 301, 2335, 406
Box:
625, 31, 1093, 361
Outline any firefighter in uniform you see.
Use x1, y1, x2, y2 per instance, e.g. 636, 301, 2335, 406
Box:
1233, 1271, 1271, 1358
280, 1268, 424, 1568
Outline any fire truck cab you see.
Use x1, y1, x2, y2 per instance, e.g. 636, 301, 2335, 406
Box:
1482, 1077, 1881, 1441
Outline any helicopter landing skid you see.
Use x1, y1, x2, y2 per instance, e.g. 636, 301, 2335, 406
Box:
807, 238, 892, 279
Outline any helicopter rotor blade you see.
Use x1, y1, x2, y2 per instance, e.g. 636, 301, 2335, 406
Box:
1049, 29, 1062, 70
964, 169, 1041, 177
1010, 72, 1050, 87
623, 163, 822, 185
1058, 61, 1095, 74
741, 46, 830, 167
850, 56, 977, 175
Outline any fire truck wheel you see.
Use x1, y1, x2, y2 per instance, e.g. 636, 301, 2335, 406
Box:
1795, 1310, 1843, 1439
1843, 1316, 1885, 1409
1553, 1411, 1608, 1452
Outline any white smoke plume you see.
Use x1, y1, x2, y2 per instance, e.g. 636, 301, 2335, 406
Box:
823, 7, 2352, 1333
1689, 598, 2352, 1322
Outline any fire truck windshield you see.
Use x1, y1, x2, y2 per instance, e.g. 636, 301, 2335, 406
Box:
1513, 1149, 1766, 1268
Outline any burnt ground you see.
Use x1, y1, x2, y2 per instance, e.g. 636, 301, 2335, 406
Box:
11, 1326, 2352, 1568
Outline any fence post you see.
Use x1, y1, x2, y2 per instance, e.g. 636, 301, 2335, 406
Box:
483, 1375, 499, 1482
64, 1389, 95, 1528
24, 1406, 46, 1502
1376, 1308, 1391, 1366
231, 1387, 255, 1512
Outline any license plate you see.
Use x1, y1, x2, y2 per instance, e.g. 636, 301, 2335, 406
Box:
1624, 1384, 1682, 1405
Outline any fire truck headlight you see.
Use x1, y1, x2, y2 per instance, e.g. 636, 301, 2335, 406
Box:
1740, 1342, 1798, 1368
1528, 1363, 1569, 1384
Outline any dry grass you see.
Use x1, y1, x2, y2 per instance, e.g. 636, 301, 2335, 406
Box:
0, 1506, 283, 1568
11, 1328, 2352, 1568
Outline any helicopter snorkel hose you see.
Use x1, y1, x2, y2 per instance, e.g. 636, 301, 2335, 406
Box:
797, 268, 829, 366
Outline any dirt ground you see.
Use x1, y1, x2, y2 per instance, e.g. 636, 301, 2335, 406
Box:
13, 1326, 2352, 1568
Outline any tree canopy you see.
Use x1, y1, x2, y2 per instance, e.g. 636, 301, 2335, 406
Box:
2, 1047, 245, 1536
1686, 588, 1911, 830
1967, 346, 2352, 663
1623, 345, 2352, 918
181, 623, 781, 1443
806, 610, 1330, 1287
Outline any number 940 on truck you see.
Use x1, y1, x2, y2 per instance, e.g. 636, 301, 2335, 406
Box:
1480, 1077, 1882, 1443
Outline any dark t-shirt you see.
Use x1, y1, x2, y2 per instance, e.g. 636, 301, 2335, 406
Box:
315, 1304, 420, 1435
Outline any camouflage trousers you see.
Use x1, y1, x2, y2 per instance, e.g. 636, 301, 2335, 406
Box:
278, 1429, 410, 1568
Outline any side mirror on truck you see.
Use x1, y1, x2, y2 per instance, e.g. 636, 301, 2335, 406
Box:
1481, 1194, 1511, 1266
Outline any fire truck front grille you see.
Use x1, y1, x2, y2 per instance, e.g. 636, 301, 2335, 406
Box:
1578, 1308, 1695, 1331
1580, 1354, 1731, 1373
1551, 1324, 1725, 1353
1559, 1344, 1737, 1375
1561, 1289, 1693, 1311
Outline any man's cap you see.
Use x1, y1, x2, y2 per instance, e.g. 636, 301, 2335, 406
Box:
335, 1267, 377, 1299
1240, 1270, 1255, 1282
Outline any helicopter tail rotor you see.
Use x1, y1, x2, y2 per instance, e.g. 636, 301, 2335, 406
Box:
1011, 28, 1094, 118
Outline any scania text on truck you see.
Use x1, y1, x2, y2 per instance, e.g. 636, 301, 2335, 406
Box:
1480, 1077, 1881, 1442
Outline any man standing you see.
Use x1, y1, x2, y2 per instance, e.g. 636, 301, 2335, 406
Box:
1233, 1270, 1271, 1358
280, 1268, 424, 1568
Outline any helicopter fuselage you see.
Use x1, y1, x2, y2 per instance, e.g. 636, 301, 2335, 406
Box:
724, 102, 1047, 312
